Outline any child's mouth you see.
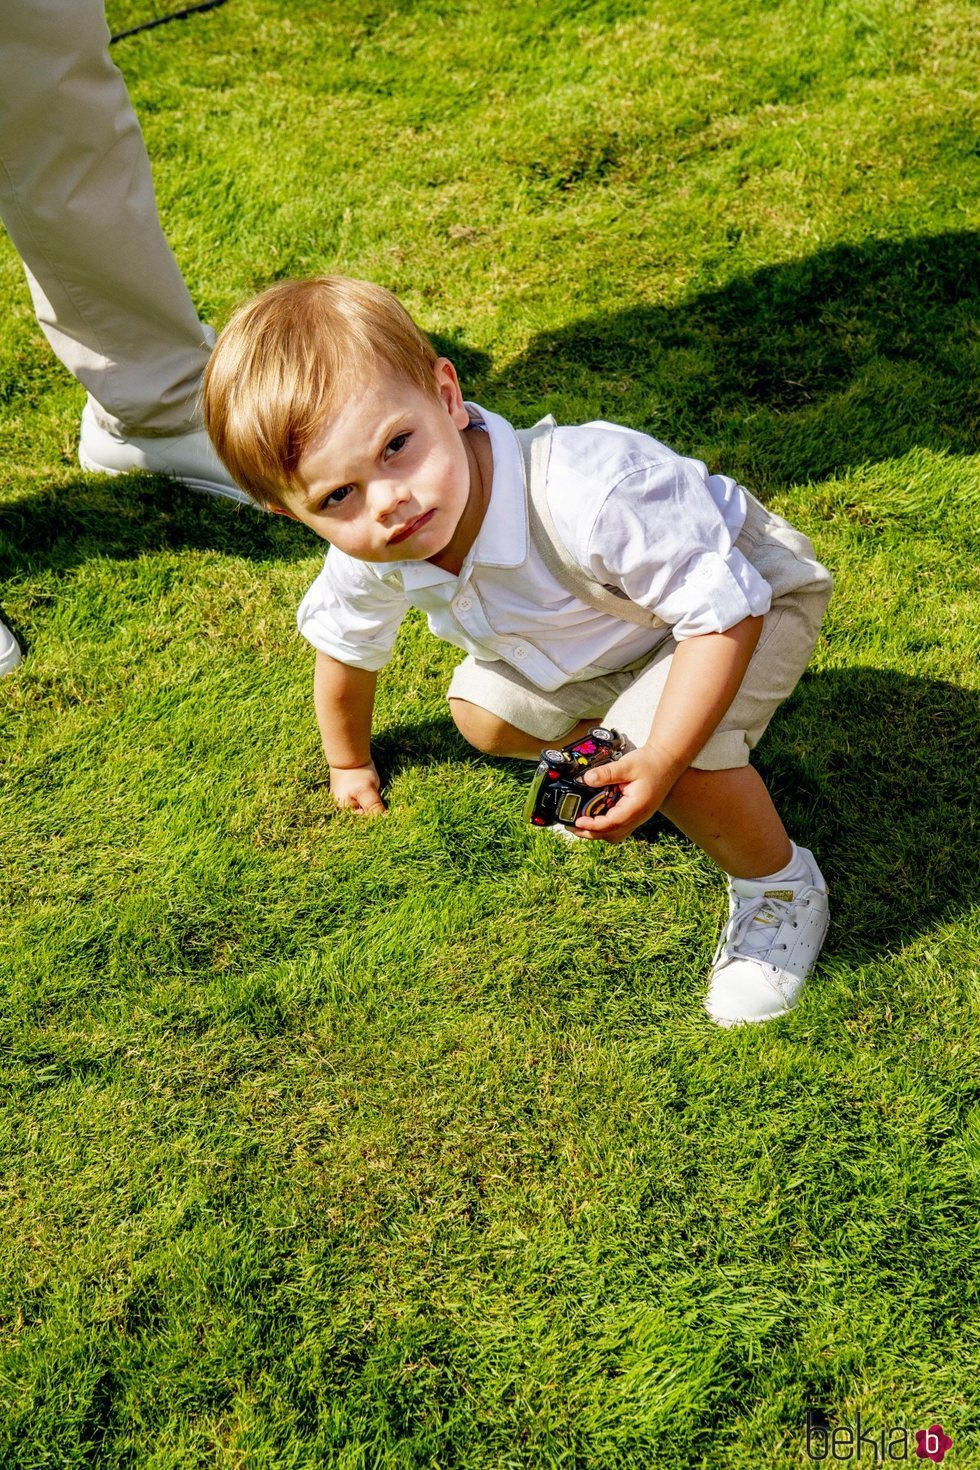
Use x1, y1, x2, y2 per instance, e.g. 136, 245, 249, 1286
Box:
388, 509, 435, 545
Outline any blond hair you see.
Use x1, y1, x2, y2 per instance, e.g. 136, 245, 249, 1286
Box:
202, 276, 440, 508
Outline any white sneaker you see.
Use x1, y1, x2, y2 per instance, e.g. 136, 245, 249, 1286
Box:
0, 616, 22, 676
704, 848, 830, 1026
78, 403, 254, 505
547, 823, 585, 842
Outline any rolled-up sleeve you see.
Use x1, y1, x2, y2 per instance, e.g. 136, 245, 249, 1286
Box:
296, 550, 409, 670
586, 456, 773, 639
655, 546, 772, 637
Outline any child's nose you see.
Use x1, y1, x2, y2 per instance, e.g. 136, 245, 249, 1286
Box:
369, 477, 410, 519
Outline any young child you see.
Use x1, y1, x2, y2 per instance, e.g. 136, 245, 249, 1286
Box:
203, 276, 834, 1027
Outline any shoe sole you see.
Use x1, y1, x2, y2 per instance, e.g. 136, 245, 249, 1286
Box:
547, 824, 586, 843
79, 449, 254, 506
705, 1002, 794, 1027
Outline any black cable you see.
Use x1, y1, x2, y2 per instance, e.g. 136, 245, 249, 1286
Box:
109, 0, 228, 44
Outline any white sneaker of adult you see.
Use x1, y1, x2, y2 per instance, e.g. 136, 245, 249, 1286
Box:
78, 403, 254, 505
0, 616, 22, 676
704, 848, 830, 1026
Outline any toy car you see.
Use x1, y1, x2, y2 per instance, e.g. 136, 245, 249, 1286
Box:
524, 726, 628, 830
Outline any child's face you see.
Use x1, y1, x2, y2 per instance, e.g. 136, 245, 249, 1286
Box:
286, 358, 480, 566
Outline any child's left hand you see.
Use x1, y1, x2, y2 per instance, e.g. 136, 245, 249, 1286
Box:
573, 747, 676, 843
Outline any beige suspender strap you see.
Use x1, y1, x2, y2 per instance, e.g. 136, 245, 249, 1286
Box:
515, 416, 667, 631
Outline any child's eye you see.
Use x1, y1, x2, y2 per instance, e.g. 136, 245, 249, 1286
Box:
384, 432, 410, 459
323, 484, 354, 508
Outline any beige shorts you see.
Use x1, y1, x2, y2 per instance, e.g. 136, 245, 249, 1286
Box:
447, 492, 833, 770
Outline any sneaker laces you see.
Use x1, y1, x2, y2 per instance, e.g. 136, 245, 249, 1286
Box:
716, 891, 799, 968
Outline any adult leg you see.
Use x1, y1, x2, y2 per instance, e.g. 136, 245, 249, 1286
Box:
0, 0, 212, 436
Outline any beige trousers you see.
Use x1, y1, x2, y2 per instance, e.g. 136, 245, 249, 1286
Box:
0, 0, 212, 434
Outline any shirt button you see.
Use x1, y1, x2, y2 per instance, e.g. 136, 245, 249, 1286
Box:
513, 645, 528, 660
696, 563, 714, 582
456, 596, 472, 611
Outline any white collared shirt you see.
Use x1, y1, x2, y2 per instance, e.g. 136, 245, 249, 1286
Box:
296, 405, 773, 692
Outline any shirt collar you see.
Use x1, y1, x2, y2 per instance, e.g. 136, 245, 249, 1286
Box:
393, 402, 528, 591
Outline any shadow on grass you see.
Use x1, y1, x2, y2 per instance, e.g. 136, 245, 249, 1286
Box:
0, 473, 314, 582
374, 666, 979, 962
2, 231, 974, 585
475, 231, 978, 490
759, 666, 979, 960
373, 715, 469, 779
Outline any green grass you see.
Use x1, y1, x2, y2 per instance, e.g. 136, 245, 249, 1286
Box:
1, 1, 979, 1465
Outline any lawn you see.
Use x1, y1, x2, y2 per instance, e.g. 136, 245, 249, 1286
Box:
1, 1, 978, 1465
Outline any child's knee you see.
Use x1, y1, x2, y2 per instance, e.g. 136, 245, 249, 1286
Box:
449, 697, 510, 753
449, 697, 536, 757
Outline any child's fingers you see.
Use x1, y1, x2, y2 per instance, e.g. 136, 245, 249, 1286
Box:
336, 782, 387, 816
581, 753, 636, 787
354, 789, 387, 816
574, 786, 649, 839
573, 817, 631, 843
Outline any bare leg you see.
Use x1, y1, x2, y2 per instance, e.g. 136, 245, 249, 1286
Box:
659, 765, 792, 879
452, 699, 792, 877
449, 699, 596, 760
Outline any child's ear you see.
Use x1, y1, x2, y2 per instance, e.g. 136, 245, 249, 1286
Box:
433, 357, 469, 428
268, 504, 302, 521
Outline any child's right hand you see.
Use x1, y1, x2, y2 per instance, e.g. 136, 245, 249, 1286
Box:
329, 762, 387, 816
